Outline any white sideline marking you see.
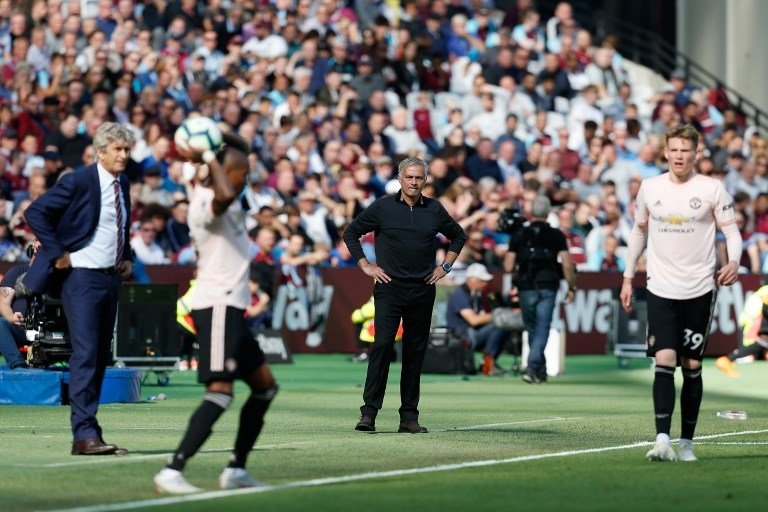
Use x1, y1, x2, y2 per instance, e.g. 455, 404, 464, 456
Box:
38, 429, 768, 512
696, 441, 768, 445
440, 417, 582, 431
7, 442, 316, 469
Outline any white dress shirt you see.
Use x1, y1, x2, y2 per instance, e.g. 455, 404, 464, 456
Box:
70, 164, 127, 269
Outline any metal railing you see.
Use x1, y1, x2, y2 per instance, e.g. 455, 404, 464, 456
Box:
593, 16, 766, 129
533, 0, 766, 129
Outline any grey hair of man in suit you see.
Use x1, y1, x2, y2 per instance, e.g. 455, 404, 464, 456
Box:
397, 156, 429, 178
92, 122, 136, 154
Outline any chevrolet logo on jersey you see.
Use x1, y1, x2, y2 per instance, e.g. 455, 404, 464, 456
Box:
655, 213, 692, 225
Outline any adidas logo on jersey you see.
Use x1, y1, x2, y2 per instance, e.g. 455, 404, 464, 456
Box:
654, 200, 662, 206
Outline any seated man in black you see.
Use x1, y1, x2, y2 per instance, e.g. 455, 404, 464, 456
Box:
446, 263, 512, 376
0, 240, 41, 369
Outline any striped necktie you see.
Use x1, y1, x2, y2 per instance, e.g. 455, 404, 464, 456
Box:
114, 179, 124, 268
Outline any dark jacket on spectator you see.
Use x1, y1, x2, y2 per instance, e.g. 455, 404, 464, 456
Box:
466, 154, 503, 184
44, 130, 92, 171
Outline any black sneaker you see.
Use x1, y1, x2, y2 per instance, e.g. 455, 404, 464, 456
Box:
522, 371, 542, 384
398, 420, 428, 433
355, 415, 376, 432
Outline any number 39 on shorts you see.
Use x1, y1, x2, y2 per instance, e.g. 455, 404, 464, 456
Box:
683, 329, 704, 350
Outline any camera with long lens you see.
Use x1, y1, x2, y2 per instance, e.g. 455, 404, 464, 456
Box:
24, 294, 72, 367
497, 207, 527, 235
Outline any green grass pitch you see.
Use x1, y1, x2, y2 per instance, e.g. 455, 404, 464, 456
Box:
1, 354, 766, 512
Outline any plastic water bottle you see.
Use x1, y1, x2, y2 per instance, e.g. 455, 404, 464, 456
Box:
156, 393, 167, 401
717, 410, 747, 420
147, 395, 157, 402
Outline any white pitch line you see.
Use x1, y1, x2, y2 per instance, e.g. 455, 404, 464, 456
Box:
6, 442, 317, 469
38, 428, 768, 512
696, 441, 768, 445
440, 417, 582, 431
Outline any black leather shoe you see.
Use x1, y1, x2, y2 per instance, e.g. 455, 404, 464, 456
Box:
71, 437, 118, 455
398, 420, 428, 433
355, 415, 376, 432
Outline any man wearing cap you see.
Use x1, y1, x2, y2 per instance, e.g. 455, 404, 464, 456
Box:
349, 55, 386, 102
446, 263, 513, 376
41, 150, 63, 187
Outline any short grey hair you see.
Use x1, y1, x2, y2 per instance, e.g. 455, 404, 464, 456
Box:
397, 157, 429, 177
92, 122, 136, 153
531, 195, 551, 219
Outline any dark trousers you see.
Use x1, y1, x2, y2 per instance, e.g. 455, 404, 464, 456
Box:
62, 269, 120, 442
0, 318, 26, 368
361, 281, 435, 421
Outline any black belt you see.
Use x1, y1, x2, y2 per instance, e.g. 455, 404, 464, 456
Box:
83, 267, 120, 275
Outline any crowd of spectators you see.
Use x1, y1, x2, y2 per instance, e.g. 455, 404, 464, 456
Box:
1, 0, 767, 297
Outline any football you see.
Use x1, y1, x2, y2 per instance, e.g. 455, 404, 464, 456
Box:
174, 116, 223, 153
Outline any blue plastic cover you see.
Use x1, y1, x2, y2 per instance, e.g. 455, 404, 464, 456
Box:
62, 368, 141, 404
0, 367, 63, 406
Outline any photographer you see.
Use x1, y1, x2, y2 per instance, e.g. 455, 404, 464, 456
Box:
446, 263, 513, 376
503, 196, 576, 384
0, 240, 41, 370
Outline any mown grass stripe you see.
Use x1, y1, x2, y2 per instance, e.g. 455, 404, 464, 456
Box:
40, 429, 768, 512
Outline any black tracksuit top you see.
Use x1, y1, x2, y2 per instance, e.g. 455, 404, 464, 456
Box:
343, 192, 467, 281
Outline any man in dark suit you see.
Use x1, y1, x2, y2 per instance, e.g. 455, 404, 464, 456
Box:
22, 122, 135, 455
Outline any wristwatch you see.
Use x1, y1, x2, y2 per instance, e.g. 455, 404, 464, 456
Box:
441, 262, 452, 273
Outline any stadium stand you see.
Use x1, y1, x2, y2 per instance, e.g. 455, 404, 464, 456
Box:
0, 0, 766, 332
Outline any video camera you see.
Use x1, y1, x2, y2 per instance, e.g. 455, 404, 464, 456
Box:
24, 294, 72, 367
497, 207, 527, 235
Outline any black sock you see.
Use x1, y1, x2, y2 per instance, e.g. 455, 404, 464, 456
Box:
680, 367, 703, 440
228, 386, 278, 469
167, 392, 232, 471
652, 365, 676, 436
729, 343, 764, 361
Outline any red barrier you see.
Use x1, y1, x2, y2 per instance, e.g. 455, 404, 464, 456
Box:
0, 264, 748, 355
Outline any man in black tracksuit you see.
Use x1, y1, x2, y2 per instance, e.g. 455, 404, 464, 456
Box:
343, 157, 467, 434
